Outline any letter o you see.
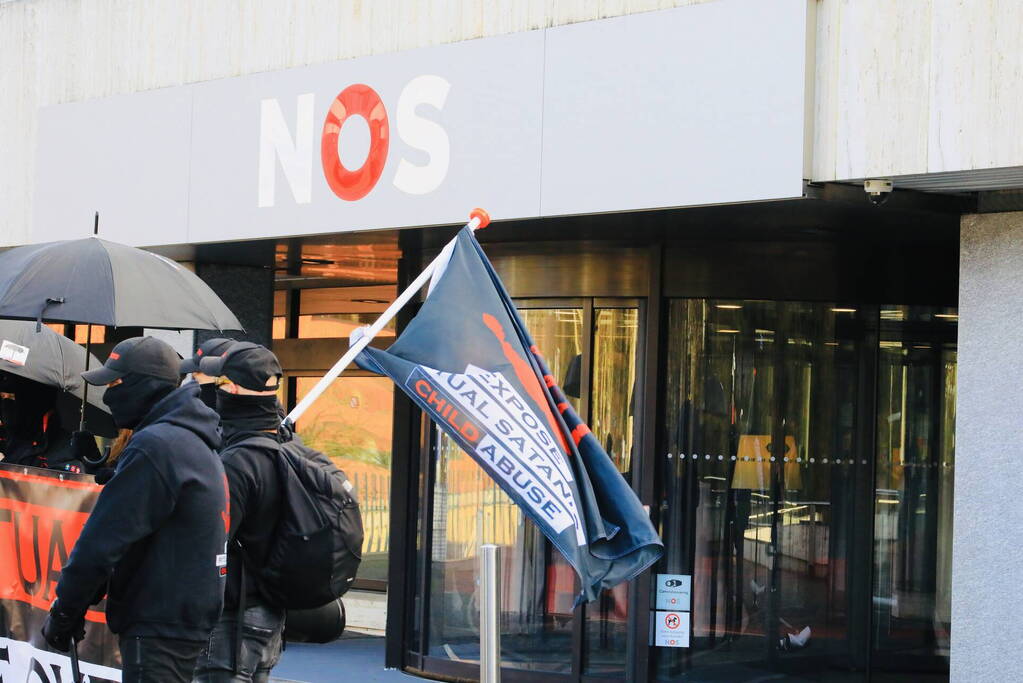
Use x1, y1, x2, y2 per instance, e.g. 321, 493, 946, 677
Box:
321, 84, 389, 201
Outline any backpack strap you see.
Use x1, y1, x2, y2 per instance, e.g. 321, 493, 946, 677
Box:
223, 429, 281, 452
222, 431, 281, 673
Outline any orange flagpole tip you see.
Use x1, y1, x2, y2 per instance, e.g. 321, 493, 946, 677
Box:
469, 208, 491, 229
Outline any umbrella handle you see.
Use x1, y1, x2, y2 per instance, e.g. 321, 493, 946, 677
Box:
36, 297, 65, 333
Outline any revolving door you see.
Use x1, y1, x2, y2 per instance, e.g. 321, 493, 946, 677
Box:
654, 300, 956, 683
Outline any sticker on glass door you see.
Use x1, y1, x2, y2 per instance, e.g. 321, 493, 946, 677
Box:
655, 573, 691, 611
653, 610, 690, 648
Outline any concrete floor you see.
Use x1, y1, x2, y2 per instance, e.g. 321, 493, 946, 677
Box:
272, 633, 413, 683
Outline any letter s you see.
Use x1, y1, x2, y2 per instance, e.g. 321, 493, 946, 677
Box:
393, 75, 450, 195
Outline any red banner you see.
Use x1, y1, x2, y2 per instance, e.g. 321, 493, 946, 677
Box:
0, 462, 122, 681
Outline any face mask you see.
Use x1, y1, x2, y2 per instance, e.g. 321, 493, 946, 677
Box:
198, 382, 219, 410
103, 374, 176, 429
216, 391, 280, 433
0, 376, 57, 437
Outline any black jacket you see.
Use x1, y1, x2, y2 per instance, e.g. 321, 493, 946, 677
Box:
1, 414, 79, 471
56, 383, 227, 641
220, 426, 282, 611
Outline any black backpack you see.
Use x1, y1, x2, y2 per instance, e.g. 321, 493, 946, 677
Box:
239, 432, 364, 609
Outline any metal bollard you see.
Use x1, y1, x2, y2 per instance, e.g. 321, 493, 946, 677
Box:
479, 544, 501, 683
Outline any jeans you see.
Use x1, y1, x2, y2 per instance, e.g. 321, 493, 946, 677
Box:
192, 603, 285, 683
119, 636, 205, 683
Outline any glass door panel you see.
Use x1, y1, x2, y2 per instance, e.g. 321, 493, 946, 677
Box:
422, 301, 642, 679
583, 306, 639, 676
871, 307, 956, 678
656, 300, 865, 682
426, 307, 583, 673
294, 375, 393, 586
589, 307, 639, 474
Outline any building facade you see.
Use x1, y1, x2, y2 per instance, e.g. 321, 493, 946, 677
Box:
3, 1, 1022, 681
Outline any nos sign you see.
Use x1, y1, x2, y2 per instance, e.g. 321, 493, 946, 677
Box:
258, 75, 451, 207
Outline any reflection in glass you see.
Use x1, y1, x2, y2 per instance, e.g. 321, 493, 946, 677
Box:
297, 286, 397, 339
583, 307, 639, 676
295, 376, 393, 583
657, 300, 862, 681
273, 290, 287, 339
590, 308, 638, 474
426, 308, 582, 672
872, 307, 956, 674
297, 312, 396, 339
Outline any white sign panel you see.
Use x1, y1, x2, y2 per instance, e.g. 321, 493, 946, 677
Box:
0, 340, 30, 367
655, 573, 692, 611
34, 0, 809, 247
541, 0, 809, 217
0, 637, 122, 682
654, 610, 691, 648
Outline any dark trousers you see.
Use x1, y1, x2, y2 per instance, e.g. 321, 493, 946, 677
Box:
192, 603, 285, 683
119, 635, 205, 683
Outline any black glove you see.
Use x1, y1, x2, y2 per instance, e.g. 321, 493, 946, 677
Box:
71, 431, 106, 473
41, 599, 85, 652
94, 468, 116, 485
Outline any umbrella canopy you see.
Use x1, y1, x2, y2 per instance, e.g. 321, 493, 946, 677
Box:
0, 237, 243, 331
0, 320, 116, 436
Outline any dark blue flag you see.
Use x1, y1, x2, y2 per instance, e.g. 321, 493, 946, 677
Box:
357, 227, 662, 603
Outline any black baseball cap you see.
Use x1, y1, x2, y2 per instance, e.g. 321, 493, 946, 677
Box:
180, 337, 235, 374
82, 336, 182, 386
198, 341, 282, 392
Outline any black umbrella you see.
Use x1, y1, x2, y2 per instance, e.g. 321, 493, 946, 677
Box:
0, 321, 116, 436
0, 236, 243, 428
0, 237, 242, 331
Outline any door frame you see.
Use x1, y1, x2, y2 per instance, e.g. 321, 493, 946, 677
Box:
405, 294, 653, 682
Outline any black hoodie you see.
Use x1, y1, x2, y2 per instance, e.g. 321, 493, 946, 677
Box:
56, 383, 227, 641
216, 393, 283, 611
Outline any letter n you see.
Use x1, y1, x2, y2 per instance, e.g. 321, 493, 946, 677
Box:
258, 93, 314, 207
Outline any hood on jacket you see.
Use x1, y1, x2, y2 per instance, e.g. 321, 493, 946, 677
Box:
135, 382, 222, 451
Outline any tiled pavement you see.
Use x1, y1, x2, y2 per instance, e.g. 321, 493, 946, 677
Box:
271, 633, 414, 683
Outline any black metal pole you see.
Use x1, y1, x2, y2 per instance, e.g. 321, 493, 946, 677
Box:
69, 636, 82, 683
79, 212, 99, 431
79, 325, 91, 431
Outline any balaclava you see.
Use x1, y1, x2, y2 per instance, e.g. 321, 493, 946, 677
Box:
216, 390, 280, 438
0, 373, 58, 438
102, 372, 176, 429
198, 382, 219, 411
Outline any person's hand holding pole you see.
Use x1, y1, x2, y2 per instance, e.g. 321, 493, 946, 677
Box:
41, 598, 86, 652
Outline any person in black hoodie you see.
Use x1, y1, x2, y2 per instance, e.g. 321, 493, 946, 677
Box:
42, 336, 228, 683
0, 371, 80, 471
192, 342, 284, 683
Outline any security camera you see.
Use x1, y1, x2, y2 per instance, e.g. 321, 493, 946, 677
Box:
864, 179, 893, 206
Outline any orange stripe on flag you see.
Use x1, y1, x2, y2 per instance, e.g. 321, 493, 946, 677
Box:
571, 424, 590, 445
544, 374, 556, 387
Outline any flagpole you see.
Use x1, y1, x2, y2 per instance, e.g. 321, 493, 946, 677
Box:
285, 208, 490, 426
